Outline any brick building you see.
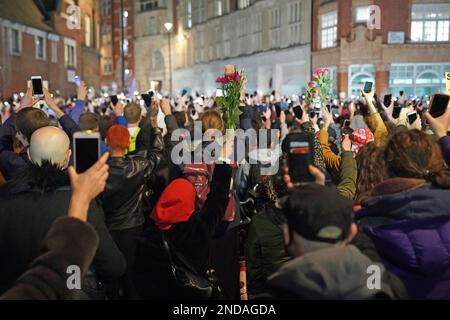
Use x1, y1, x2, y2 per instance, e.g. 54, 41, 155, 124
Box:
312, 0, 450, 98
0, 0, 101, 98
99, 0, 135, 93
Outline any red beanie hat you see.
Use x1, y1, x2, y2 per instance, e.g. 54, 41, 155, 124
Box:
150, 179, 196, 230
107, 125, 130, 149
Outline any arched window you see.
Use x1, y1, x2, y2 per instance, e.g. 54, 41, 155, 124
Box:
152, 50, 164, 70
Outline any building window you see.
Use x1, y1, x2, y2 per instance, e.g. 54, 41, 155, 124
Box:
185, 0, 193, 29
289, 1, 302, 45
101, 0, 111, 16
321, 11, 338, 49
84, 15, 92, 47
103, 57, 113, 74
64, 40, 76, 67
355, 5, 370, 23
238, 0, 250, 9
389, 63, 450, 96
152, 50, 164, 69
411, 4, 450, 42
198, 0, 207, 23
9, 28, 21, 55
251, 13, 262, 52
102, 26, 112, 44
215, 0, 223, 17
270, 8, 281, 48
123, 39, 129, 56
148, 16, 159, 35
348, 64, 375, 97
51, 41, 58, 63
139, 0, 163, 12
35, 36, 46, 60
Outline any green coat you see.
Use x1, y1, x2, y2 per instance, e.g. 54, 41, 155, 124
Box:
246, 206, 291, 295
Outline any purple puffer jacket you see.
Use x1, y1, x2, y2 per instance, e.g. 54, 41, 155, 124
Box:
356, 179, 450, 299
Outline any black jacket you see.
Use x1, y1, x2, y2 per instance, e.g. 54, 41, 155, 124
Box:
101, 126, 164, 231
1, 217, 99, 300
134, 164, 232, 299
0, 165, 126, 294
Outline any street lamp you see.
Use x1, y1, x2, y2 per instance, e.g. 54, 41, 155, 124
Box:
164, 22, 173, 94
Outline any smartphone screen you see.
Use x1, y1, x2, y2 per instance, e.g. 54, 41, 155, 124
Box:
363, 82, 373, 94
282, 133, 315, 184
32, 77, 44, 96
407, 111, 418, 125
429, 94, 450, 118
293, 106, 303, 120
383, 94, 392, 107
110, 95, 119, 106
74, 135, 100, 173
141, 93, 152, 107
392, 106, 402, 119
344, 120, 351, 128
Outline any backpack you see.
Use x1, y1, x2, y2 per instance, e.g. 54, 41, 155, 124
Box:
182, 163, 235, 222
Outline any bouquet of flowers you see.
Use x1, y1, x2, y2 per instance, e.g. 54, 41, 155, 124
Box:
215, 65, 246, 130
306, 68, 332, 106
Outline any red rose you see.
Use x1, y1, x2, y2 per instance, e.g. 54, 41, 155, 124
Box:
216, 76, 228, 84
236, 74, 241, 83
308, 81, 316, 88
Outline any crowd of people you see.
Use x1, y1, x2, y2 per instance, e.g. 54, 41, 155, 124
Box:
1, 79, 450, 300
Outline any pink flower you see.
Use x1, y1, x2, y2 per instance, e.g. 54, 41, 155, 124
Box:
308, 81, 316, 88
216, 76, 228, 84
322, 69, 329, 74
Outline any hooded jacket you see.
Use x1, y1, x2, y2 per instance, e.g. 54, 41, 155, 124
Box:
356, 178, 450, 299
266, 245, 396, 299
0, 164, 126, 294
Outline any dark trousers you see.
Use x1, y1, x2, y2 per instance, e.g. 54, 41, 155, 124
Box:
210, 227, 240, 300
108, 225, 143, 300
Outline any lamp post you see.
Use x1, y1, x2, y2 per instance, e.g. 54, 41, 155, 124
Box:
164, 22, 173, 94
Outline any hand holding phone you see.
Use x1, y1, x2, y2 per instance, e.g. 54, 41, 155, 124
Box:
428, 94, 450, 118
282, 132, 316, 184
363, 82, 373, 94
73, 132, 101, 174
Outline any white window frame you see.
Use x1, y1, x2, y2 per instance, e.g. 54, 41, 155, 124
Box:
64, 38, 77, 68
411, 4, 450, 42
215, 0, 223, 17
198, 0, 207, 23
289, 1, 302, 45
252, 13, 263, 52
51, 41, 58, 63
238, 0, 250, 10
35, 35, 46, 61
270, 8, 281, 48
9, 28, 22, 55
186, 0, 193, 29
101, 0, 112, 16
84, 15, 92, 47
321, 11, 338, 49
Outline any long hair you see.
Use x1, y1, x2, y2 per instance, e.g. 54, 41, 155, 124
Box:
355, 143, 387, 203
385, 130, 450, 188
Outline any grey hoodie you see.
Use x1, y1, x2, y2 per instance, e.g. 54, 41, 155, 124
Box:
266, 245, 395, 300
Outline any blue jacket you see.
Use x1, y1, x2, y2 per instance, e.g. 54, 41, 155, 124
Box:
356, 178, 450, 299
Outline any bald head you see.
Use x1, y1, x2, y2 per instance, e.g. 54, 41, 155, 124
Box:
29, 127, 71, 169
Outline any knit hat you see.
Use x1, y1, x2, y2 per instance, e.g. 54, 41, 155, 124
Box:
150, 178, 196, 230
106, 125, 130, 150
350, 128, 374, 156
